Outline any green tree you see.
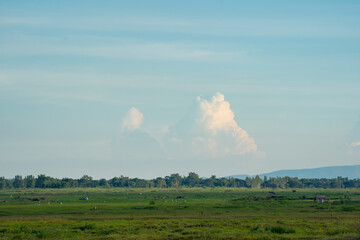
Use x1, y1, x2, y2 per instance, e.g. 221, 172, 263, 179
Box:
228, 177, 237, 187
245, 177, 252, 188
14, 175, 24, 188
278, 177, 288, 189
185, 172, 199, 187
25, 175, 35, 188
219, 178, 229, 187
251, 175, 262, 189
155, 178, 166, 188
79, 175, 93, 188
36, 174, 49, 188
110, 177, 121, 187
99, 178, 109, 188
0, 177, 5, 190
120, 176, 131, 187
165, 174, 183, 188
204, 175, 216, 187
61, 178, 78, 188
288, 177, 303, 188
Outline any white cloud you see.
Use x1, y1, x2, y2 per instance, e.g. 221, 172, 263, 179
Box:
350, 141, 360, 147
112, 108, 165, 163
196, 92, 257, 155
112, 94, 260, 174
122, 107, 143, 131
167, 92, 258, 159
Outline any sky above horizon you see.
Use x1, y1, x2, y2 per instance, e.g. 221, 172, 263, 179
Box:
1, 0, 359, 179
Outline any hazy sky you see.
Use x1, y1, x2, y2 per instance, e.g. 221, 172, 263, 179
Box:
1, 1, 359, 179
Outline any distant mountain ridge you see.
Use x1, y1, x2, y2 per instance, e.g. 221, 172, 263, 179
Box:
228, 165, 360, 179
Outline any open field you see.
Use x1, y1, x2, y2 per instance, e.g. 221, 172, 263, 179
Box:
0, 188, 359, 239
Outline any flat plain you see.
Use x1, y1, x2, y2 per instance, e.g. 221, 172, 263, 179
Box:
0, 188, 359, 239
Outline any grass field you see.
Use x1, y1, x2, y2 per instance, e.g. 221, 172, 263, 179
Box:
0, 188, 359, 239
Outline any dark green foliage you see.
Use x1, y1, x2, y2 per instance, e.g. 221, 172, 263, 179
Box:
75, 223, 96, 231
25, 175, 35, 188
13, 175, 24, 189
268, 226, 296, 234
1, 174, 359, 190
0, 177, 5, 190
341, 206, 356, 211
79, 175, 95, 188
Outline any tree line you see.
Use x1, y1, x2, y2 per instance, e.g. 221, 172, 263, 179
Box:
0, 173, 359, 189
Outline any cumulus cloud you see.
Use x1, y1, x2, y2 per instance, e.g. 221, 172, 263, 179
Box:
113, 94, 261, 168
122, 107, 143, 131
113, 107, 164, 162
350, 141, 360, 147
167, 92, 258, 159
111, 94, 262, 176
197, 92, 257, 155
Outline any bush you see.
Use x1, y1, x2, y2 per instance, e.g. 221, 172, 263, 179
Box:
268, 226, 295, 234
250, 225, 261, 232
76, 223, 96, 231
341, 206, 356, 212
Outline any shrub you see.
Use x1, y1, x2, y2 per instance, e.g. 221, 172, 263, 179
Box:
268, 226, 295, 234
341, 206, 356, 212
76, 223, 96, 231
250, 225, 261, 232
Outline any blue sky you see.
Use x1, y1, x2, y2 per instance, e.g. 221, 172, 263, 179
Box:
0, 1, 359, 179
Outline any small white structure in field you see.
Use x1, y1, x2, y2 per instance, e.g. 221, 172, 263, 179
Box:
314, 195, 329, 203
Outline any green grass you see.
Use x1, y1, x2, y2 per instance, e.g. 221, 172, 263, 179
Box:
0, 188, 359, 239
